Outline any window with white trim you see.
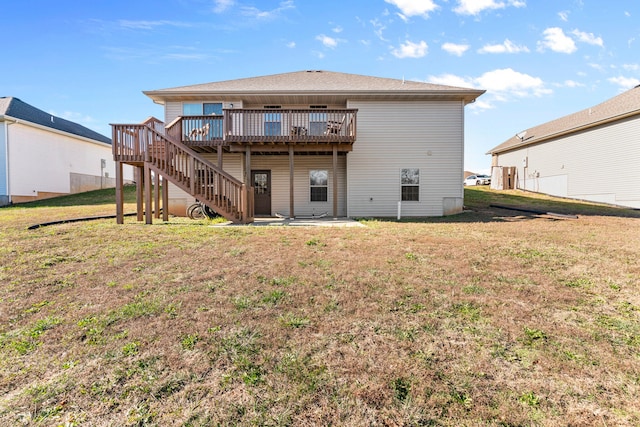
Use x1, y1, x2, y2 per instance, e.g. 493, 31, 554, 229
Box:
401, 168, 419, 201
310, 170, 328, 202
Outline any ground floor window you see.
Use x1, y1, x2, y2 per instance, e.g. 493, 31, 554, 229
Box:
401, 168, 419, 201
310, 170, 328, 202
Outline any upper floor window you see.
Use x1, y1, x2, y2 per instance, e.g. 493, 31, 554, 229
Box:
263, 106, 282, 136
401, 168, 419, 201
183, 103, 202, 115
182, 103, 223, 138
182, 103, 223, 115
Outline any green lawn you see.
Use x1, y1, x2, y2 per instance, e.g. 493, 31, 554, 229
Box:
1, 186, 639, 426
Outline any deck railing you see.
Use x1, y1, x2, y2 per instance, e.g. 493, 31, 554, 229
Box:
164, 109, 357, 145
112, 122, 252, 223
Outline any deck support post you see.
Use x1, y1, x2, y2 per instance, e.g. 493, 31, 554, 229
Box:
289, 145, 294, 219
144, 162, 153, 224
115, 161, 124, 224
189, 157, 195, 195
217, 147, 223, 205
244, 145, 251, 185
162, 177, 169, 221
154, 172, 160, 219
332, 145, 338, 218
136, 166, 144, 222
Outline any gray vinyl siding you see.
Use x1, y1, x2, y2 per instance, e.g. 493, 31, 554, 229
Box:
494, 115, 640, 208
250, 155, 346, 217
167, 153, 346, 217
346, 100, 464, 217
165, 102, 182, 125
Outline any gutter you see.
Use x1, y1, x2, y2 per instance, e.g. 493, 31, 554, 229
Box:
143, 89, 486, 106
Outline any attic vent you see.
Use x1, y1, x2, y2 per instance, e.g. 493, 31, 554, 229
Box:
306, 70, 322, 73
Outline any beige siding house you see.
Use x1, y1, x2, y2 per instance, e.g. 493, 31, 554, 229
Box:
112, 71, 484, 223
0, 97, 133, 206
488, 85, 640, 208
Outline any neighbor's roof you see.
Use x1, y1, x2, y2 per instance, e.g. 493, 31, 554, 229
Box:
489, 84, 640, 155
0, 97, 111, 144
144, 70, 485, 105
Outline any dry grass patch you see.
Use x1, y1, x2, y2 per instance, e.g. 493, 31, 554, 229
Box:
0, 187, 639, 425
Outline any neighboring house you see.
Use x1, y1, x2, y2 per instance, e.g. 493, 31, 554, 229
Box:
0, 97, 133, 205
112, 70, 484, 223
488, 85, 640, 208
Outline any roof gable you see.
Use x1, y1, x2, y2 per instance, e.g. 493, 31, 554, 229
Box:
0, 97, 111, 145
489, 85, 640, 154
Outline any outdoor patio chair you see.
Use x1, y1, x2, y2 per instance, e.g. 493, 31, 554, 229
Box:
325, 115, 346, 135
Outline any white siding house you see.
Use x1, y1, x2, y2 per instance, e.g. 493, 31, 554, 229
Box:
0, 97, 133, 205
488, 86, 640, 209
113, 71, 484, 222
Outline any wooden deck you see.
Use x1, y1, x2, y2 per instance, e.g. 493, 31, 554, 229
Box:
165, 109, 357, 148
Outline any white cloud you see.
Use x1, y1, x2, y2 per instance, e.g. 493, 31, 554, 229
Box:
428, 68, 549, 97
50, 110, 98, 129
537, 27, 576, 53
453, 0, 525, 16
241, 0, 294, 20
427, 68, 551, 110
391, 40, 428, 58
476, 68, 550, 97
563, 80, 585, 88
571, 29, 604, 47
558, 10, 569, 21
370, 18, 388, 42
286, 41, 296, 48
623, 63, 639, 71
332, 26, 343, 33
470, 99, 495, 110
478, 39, 529, 54
608, 76, 639, 89
427, 73, 475, 88
213, 0, 235, 13
384, 0, 439, 18
588, 62, 604, 71
316, 34, 339, 49
442, 42, 470, 56
118, 20, 192, 30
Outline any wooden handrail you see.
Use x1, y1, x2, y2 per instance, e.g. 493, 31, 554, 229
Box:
164, 109, 357, 146
112, 122, 251, 223
224, 109, 357, 143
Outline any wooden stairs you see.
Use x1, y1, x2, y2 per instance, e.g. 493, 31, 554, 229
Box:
112, 118, 253, 224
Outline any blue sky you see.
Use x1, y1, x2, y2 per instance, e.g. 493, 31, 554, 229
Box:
2, 0, 639, 173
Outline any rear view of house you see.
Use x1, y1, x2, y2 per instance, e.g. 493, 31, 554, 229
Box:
111, 71, 484, 223
489, 85, 640, 208
0, 97, 131, 206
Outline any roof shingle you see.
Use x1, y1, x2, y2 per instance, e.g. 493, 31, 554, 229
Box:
144, 70, 485, 104
489, 85, 640, 154
0, 97, 111, 145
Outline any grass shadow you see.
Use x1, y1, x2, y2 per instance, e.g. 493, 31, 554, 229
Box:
361, 187, 640, 224
1, 185, 139, 209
